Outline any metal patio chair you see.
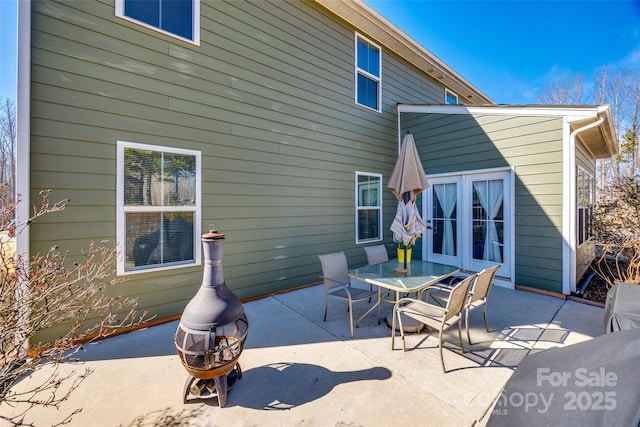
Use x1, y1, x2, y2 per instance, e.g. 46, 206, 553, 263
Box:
392, 273, 477, 373
318, 252, 377, 339
363, 245, 391, 301
363, 245, 389, 265
427, 264, 502, 344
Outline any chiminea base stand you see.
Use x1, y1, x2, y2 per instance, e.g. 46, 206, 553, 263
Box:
182, 363, 243, 405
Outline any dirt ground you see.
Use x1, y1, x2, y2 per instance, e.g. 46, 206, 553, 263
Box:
581, 272, 610, 305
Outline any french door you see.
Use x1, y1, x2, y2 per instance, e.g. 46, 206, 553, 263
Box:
425, 169, 512, 278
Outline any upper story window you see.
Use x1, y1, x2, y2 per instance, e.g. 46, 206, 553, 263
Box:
356, 172, 383, 243
117, 141, 201, 275
115, 0, 201, 45
445, 89, 459, 104
355, 33, 382, 112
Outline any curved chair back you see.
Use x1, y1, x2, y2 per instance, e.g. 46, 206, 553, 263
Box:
364, 245, 389, 265
444, 274, 477, 322
318, 252, 350, 290
470, 264, 501, 304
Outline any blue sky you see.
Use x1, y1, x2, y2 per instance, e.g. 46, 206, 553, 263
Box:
1, 1, 639, 104
366, 0, 640, 103
0, 0, 17, 103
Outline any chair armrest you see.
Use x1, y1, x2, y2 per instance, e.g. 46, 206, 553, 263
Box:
394, 297, 447, 314
320, 275, 350, 288
423, 283, 454, 293
421, 284, 453, 307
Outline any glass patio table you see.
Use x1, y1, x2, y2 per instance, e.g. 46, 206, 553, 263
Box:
349, 259, 460, 327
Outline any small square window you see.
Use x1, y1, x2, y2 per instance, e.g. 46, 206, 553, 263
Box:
355, 33, 382, 112
116, 0, 200, 44
356, 172, 383, 243
117, 141, 201, 274
445, 89, 458, 105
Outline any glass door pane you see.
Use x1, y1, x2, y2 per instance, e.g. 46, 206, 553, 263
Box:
471, 179, 504, 263
432, 183, 457, 256
426, 178, 461, 266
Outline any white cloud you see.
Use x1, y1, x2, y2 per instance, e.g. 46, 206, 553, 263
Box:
622, 47, 640, 66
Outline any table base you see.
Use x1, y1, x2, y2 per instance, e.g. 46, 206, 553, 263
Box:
385, 313, 424, 333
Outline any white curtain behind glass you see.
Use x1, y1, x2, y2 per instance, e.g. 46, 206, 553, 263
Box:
434, 183, 456, 256
473, 180, 503, 262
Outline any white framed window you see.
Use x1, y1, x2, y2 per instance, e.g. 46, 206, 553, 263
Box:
577, 166, 594, 247
115, 0, 201, 45
355, 172, 383, 243
117, 141, 201, 275
355, 33, 382, 112
445, 89, 458, 104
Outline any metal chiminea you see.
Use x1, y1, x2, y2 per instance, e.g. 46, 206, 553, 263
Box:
174, 229, 249, 406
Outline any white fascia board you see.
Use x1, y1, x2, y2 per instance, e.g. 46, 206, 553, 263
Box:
397, 104, 605, 121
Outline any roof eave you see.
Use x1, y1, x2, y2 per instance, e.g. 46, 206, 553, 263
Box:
397, 104, 619, 159
569, 105, 618, 158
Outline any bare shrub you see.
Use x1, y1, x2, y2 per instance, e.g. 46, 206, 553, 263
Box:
593, 177, 640, 289
593, 240, 640, 289
0, 189, 146, 426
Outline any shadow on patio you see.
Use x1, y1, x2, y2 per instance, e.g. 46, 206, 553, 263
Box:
2, 285, 605, 427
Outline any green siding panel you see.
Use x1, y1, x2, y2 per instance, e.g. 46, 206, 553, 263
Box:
30, 0, 454, 332
401, 111, 566, 291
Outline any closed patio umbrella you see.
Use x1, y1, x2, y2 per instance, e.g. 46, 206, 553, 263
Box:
388, 131, 429, 271
390, 199, 426, 247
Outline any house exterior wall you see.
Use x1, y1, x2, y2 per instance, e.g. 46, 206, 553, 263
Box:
29, 0, 454, 324
400, 112, 566, 292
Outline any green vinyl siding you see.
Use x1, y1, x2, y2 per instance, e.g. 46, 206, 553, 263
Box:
401, 112, 565, 292
29, 0, 451, 328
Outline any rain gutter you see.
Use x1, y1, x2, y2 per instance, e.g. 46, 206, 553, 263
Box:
564, 114, 606, 294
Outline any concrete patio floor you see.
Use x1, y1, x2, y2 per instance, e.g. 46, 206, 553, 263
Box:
2, 285, 605, 426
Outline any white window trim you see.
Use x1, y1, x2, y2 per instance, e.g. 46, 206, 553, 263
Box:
116, 141, 202, 275
445, 88, 459, 104
576, 165, 594, 249
115, 0, 201, 46
354, 32, 382, 113
355, 171, 383, 244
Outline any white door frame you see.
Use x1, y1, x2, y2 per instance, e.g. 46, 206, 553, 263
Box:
423, 167, 515, 287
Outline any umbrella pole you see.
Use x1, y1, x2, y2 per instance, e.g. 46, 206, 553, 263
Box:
404, 246, 407, 270
403, 192, 409, 270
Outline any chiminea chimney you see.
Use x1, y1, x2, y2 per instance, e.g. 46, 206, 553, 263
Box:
174, 229, 248, 406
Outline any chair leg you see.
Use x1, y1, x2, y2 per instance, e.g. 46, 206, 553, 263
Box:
398, 311, 407, 352
377, 288, 381, 324
457, 319, 465, 354
438, 328, 446, 373
391, 308, 397, 350
323, 294, 329, 322
348, 301, 354, 339
483, 304, 489, 332
466, 308, 472, 345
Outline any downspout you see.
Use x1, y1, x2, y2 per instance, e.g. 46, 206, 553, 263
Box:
15, 0, 31, 355
396, 106, 402, 151
566, 114, 606, 294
